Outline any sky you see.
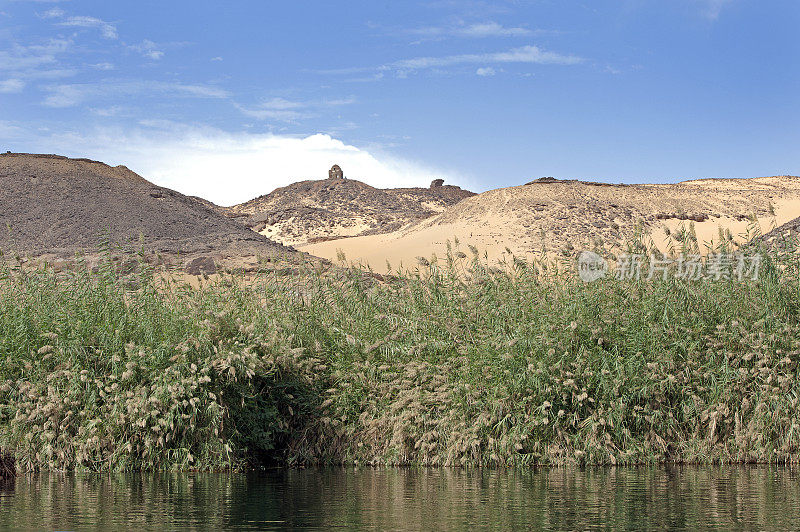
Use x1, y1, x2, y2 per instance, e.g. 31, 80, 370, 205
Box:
0, 0, 798, 205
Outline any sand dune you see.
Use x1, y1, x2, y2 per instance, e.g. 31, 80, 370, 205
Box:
301, 176, 800, 270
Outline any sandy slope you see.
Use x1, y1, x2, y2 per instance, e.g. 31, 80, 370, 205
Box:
300, 176, 800, 270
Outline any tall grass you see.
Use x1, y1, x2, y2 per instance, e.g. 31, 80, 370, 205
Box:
1, 234, 800, 470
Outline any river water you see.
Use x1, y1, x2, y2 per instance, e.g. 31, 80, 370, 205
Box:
0, 466, 798, 530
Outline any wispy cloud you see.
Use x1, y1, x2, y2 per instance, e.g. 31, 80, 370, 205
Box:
0, 121, 23, 139
90, 105, 127, 117
0, 78, 25, 93
0, 48, 53, 71
423, 0, 515, 18
44, 9, 165, 61
323, 96, 357, 106
475, 66, 495, 76
58, 15, 118, 39
0, 33, 76, 96
40, 7, 64, 18
42, 80, 229, 107
254, 97, 303, 110
129, 39, 164, 60
235, 98, 308, 121
458, 22, 532, 37
393, 44, 582, 71
20, 67, 76, 79
235, 96, 356, 122
0, 38, 71, 80
410, 21, 533, 38
699, 0, 732, 20
345, 72, 386, 83
319, 44, 582, 79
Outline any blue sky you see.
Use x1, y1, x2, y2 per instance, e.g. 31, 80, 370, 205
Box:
0, 0, 798, 205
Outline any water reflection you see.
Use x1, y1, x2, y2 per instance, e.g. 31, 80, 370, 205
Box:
0, 467, 797, 530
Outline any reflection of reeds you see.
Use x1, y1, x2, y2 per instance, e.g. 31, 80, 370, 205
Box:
1, 234, 800, 470
3, 468, 798, 530
0, 449, 15, 478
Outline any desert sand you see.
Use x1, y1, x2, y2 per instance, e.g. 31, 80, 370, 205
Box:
300, 176, 800, 270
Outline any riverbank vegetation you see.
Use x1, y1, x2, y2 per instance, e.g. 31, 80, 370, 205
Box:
1, 236, 800, 471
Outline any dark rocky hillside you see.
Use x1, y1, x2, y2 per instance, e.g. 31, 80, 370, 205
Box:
0, 153, 291, 266
227, 172, 474, 246
759, 215, 800, 250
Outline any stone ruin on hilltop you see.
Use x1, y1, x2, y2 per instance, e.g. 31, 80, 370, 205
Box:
328, 164, 344, 180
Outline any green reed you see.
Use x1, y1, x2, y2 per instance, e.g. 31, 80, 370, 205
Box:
1, 232, 800, 470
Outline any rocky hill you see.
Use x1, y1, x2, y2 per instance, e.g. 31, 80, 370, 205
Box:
302, 176, 800, 268
226, 172, 474, 246
0, 153, 295, 271
759, 214, 800, 250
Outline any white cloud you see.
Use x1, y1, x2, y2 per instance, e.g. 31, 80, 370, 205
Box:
14, 123, 466, 205
393, 44, 583, 71
0, 38, 70, 72
0, 78, 24, 93
459, 22, 530, 37
235, 98, 307, 121
23, 68, 76, 79
476, 67, 495, 76
42, 80, 229, 107
235, 96, 356, 122
235, 106, 305, 122
318, 44, 580, 78
345, 72, 385, 83
411, 21, 532, 38
700, 0, 732, 20
41, 7, 64, 18
90, 105, 125, 117
256, 97, 303, 110
26, 38, 71, 54
0, 120, 23, 138
323, 96, 357, 106
58, 16, 118, 39
0, 39, 75, 84
130, 40, 164, 60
